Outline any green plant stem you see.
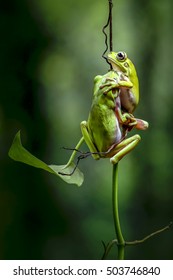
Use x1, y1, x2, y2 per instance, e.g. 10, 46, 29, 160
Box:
112, 163, 125, 259
102, 222, 172, 259
65, 137, 84, 167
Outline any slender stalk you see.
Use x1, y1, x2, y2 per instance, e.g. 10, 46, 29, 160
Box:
109, 0, 113, 52
112, 163, 125, 259
65, 136, 84, 167
102, 0, 113, 69
126, 222, 173, 246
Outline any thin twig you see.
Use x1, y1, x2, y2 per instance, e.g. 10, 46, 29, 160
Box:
109, 0, 113, 52
125, 222, 173, 246
101, 239, 117, 259
101, 222, 172, 259
102, 0, 113, 68
59, 142, 124, 176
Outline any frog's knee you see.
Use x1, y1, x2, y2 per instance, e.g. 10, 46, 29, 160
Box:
110, 156, 119, 165
130, 134, 141, 141
135, 134, 141, 141
80, 121, 87, 129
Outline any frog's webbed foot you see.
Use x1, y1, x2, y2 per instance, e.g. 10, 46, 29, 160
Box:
100, 77, 118, 88
122, 113, 138, 126
116, 110, 149, 131
115, 107, 136, 127
122, 114, 149, 131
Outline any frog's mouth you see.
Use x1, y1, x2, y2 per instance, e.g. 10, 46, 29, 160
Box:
107, 58, 125, 73
111, 63, 123, 72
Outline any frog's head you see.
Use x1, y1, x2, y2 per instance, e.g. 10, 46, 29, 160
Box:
107, 51, 137, 79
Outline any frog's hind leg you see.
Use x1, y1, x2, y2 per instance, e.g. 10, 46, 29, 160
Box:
110, 134, 141, 164
80, 121, 100, 160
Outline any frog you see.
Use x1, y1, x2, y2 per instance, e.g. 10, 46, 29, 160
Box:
80, 66, 148, 164
59, 51, 148, 173
107, 51, 139, 114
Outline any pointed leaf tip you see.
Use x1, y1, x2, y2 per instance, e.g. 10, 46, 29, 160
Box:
8, 131, 84, 186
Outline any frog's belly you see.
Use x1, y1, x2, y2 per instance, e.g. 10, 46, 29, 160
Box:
120, 89, 137, 113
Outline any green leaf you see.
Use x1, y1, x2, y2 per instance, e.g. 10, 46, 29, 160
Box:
8, 131, 84, 187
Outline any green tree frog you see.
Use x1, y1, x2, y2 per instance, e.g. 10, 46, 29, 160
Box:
58, 51, 148, 176
107, 51, 139, 114
80, 51, 148, 164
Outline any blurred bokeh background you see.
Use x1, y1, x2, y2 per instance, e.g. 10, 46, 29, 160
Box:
0, 0, 173, 260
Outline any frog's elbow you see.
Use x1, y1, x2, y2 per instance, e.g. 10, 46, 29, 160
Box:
94, 75, 102, 83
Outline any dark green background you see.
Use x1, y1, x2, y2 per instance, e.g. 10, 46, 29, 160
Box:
0, 0, 173, 259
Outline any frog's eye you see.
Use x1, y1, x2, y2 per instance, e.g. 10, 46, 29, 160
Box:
116, 52, 127, 61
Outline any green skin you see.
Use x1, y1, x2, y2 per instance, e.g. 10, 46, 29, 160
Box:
80, 52, 148, 164
107, 51, 139, 113
64, 51, 148, 169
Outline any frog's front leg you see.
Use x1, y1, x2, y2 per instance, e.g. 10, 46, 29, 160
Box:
99, 78, 119, 95
110, 134, 141, 164
80, 121, 100, 160
115, 97, 149, 130
99, 77, 133, 95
